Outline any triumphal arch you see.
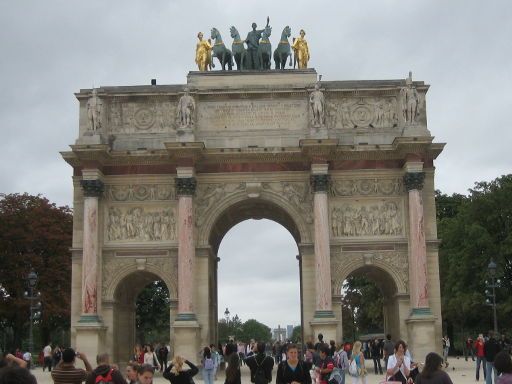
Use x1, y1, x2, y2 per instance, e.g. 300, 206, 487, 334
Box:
62, 68, 444, 363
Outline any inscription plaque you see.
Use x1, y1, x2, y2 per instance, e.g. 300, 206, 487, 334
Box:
197, 100, 308, 131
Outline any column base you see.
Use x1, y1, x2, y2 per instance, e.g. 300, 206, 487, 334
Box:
309, 126, 328, 139
172, 319, 201, 363
310, 311, 338, 343
406, 310, 436, 363
75, 318, 107, 360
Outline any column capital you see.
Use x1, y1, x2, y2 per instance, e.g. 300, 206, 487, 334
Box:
310, 174, 330, 193
176, 177, 197, 196
80, 179, 104, 197
403, 172, 425, 191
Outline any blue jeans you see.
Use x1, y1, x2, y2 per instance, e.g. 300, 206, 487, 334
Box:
485, 362, 497, 384
476, 357, 486, 380
203, 368, 214, 384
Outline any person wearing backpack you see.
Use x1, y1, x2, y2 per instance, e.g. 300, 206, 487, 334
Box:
276, 344, 311, 384
85, 353, 125, 384
202, 347, 215, 384
333, 346, 349, 384
348, 341, 367, 384
245, 342, 274, 384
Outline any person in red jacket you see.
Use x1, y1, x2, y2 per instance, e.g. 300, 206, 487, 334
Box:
475, 334, 487, 381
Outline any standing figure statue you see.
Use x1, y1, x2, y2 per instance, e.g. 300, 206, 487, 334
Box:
291, 29, 310, 69
309, 83, 325, 127
195, 32, 212, 71
177, 88, 196, 128
87, 88, 103, 131
400, 71, 420, 123
245, 17, 270, 70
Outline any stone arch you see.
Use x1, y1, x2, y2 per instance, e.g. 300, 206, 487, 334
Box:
103, 259, 177, 302
331, 252, 408, 296
197, 189, 313, 252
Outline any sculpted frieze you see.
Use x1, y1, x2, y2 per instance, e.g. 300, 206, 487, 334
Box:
106, 184, 175, 201
329, 178, 403, 197
262, 181, 313, 223
195, 183, 245, 226
330, 200, 403, 237
326, 97, 399, 129
106, 206, 176, 242
108, 98, 177, 134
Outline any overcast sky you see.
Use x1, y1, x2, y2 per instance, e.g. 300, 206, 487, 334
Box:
1, 1, 511, 330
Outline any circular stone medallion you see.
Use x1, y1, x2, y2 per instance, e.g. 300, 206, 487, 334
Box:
134, 108, 155, 130
351, 105, 373, 127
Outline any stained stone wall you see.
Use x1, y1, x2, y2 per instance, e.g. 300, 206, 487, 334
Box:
64, 70, 444, 362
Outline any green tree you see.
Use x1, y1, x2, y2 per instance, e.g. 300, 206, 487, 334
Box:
240, 319, 271, 343
437, 175, 512, 339
341, 276, 384, 340
135, 280, 170, 344
0, 193, 72, 350
218, 314, 243, 342
291, 325, 302, 343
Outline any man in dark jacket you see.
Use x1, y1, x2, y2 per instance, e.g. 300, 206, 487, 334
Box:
85, 353, 125, 384
245, 342, 274, 384
484, 331, 502, 384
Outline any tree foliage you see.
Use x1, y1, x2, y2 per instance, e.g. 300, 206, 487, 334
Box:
341, 276, 384, 340
0, 193, 73, 351
291, 325, 302, 343
218, 315, 271, 343
135, 280, 170, 344
437, 175, 512, 337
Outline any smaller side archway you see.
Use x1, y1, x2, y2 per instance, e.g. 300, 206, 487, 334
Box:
110, 269, 176, 364
332, 255, 410, 343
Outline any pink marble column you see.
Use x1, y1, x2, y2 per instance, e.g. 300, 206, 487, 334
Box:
311, 174, 334, 318
80, 179, 104, 319
176, 177, 197, 321
404, 172, 430, 313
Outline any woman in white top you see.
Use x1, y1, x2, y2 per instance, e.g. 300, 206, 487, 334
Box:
386, 340, 410, 384
349, 341, 367, 384
144, 344, 161, 371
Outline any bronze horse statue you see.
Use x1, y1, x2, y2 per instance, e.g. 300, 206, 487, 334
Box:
210, 28, 233, 70
257, 25, 272, 70
230, 26, 247, 70
273, 26, 292, 69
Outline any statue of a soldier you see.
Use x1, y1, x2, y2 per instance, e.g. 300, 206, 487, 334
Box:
87, 88, 103, 131
177, 88, 196, 128
400, 71, 420, 124
245, 17, 270, 70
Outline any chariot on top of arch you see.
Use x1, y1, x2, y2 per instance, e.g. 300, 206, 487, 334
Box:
195, 17, 310, 71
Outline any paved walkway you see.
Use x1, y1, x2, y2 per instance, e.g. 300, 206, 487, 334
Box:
32, 357, 482, 384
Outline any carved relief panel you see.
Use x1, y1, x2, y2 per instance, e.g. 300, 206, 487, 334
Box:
330, 199, 404, 238
105, 205, 177, 243
106, 184, 175, 202
107, 97, 177, 134
262, 181, 313, 223
329, 177, 404, 197
195, 183, 245, 227
326, 97, 399, 129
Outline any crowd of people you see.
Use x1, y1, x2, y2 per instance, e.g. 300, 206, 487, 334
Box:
2, 332, 512, 384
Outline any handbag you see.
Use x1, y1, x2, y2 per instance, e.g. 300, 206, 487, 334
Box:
348, 359, 358, 376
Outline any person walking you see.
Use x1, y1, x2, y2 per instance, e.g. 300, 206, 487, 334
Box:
201, 347, 215, 384
245, 342, 274, 384
442, 335, 450, 368
475, 334, 487, 381
415, 352, 453, 384
163, 356, 199, 384
43, 343, 53, 372
465, 336, 475, 362
485, 331, 502, 384
348, 341, 367, 384
276, 344, 311, 384
224, 343, 241, 384
370, 339, 383, 375
382, 334, 394, 371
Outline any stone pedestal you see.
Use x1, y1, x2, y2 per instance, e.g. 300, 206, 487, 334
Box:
75, 322, 106, 359
310, 318, 339, 344
406, 314, 436, 363
173, 320, 201, 363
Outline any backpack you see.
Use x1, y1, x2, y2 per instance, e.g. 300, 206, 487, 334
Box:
95, 368, 114, 384
348, 359, 358, 377
253, 356, 268, 384
334, 350, 347, 370
204, 357, 214, 370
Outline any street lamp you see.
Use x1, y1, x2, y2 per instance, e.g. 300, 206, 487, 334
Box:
24, 270, 41, 362
224, 307, 230, 323
485, 259, 499, 334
